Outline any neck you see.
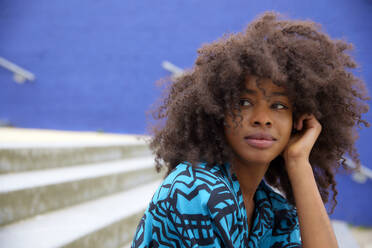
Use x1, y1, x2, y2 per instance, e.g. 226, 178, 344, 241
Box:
231, 157, 270, 202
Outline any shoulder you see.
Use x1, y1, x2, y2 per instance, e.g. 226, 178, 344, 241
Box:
132, 163, 245, 247
152, 162, 234, 209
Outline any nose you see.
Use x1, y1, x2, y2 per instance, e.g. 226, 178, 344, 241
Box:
250, 105, 272, 127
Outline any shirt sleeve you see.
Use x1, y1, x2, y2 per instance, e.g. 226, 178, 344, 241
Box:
131, 166, 246, 248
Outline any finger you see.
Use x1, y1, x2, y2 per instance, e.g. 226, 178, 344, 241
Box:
301, 114, 322, 138
300, 125, 320, 149
296, 114, 309, 130
303, 114, 321, 130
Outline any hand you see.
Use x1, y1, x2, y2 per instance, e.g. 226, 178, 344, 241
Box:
282, 114, 322, 166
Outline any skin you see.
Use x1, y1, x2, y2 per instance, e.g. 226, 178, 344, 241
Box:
224, 75, 338, 247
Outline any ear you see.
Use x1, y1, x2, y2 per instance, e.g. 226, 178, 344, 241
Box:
291, 120, 297, 135
291, 127, 298, 135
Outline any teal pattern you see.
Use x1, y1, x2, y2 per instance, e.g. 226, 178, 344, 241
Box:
132, 162, 302, 247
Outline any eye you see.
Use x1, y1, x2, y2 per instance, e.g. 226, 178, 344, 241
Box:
239, 99, 252, 107
272, 103, 288, 110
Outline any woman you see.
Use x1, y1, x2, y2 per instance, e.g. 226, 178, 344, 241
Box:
131, 11, 369, 247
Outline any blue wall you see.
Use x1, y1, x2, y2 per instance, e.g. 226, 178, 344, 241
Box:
1, 0, 372, 225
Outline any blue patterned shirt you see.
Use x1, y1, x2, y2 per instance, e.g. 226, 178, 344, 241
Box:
132, 162, 302, 247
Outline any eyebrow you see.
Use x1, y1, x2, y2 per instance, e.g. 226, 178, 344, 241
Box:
243, 89, 288, 97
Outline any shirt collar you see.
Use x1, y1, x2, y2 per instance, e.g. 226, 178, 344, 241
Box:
222, 162, 275, 243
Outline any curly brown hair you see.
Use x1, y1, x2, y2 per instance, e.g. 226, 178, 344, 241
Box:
147, 11, 370, 212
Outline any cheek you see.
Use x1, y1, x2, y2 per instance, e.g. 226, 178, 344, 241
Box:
278, 114, 293, 140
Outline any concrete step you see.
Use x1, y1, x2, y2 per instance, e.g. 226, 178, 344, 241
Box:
0, 142, 152, 174
0, 180, 160, 248
0, 128, 148, 145
0, 157, 162, 226
350, 226, 372, 248
332, 220, 360, 248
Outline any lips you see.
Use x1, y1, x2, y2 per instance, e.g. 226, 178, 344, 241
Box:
244, 133, 276, 149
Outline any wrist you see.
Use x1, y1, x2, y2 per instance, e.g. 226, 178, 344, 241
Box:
285, 157, 312, 175
285, 155, 309, 166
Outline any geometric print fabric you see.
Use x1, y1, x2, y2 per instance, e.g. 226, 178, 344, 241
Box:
131, 162, 302, 247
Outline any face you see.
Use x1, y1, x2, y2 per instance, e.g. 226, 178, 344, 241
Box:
224, 75, 293, 167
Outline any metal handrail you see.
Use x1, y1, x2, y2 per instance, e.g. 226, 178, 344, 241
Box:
0, 57, 35, 83
162, 61, 184, 78
343, 157, 372, 183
